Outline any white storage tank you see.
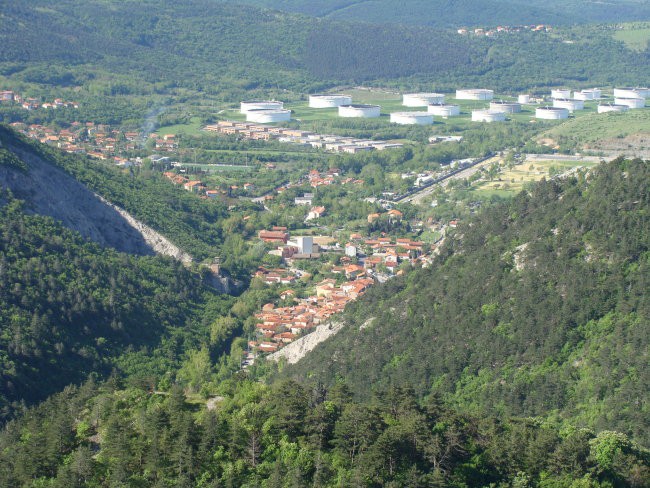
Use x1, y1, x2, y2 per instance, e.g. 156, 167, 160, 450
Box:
597, 104, 629, 114
309, 94, 353, 108
614, 97, 646, 109
338, 104, 381, 118
403, 93, 445, 107
574, 88, 601, 100
246, 109, 292, 123
456, 89, 494, 100
490, 101, 522, 113
240, 100, 284, 113
390, 111, 434, 125
553, 99, 584, 112
428, 104, 461, 117
551, 89, 571, 99
518, 94, 531, 104
614, 87, 649, 99
535, 106, 569, 120
471, 109, 506, 122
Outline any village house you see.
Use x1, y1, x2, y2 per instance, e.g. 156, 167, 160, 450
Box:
306, 206, 326, 221
259, 230, 289, 244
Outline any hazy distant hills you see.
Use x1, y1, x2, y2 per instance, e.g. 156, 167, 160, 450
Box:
1, 0, 649, 93
227, 0, 650, 26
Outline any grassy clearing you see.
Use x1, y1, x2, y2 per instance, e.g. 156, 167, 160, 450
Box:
472, 159, 599, 197
613, 23, 650, 51
541, 109, 650, 144
156, 117, 204, 136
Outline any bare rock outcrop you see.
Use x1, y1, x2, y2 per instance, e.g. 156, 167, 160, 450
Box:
0, 144, 191, 263
268, 321, 343, 365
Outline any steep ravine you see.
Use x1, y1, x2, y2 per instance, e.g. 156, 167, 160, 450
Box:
0, 144, 192, 263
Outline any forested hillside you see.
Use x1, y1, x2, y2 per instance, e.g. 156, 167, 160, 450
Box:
0, 193, 235, 420
229, 0, 650, 25
0, 0, 648, 98
0, 379, 648, 487
0, 125, 230, 265
284, 158, 650, 446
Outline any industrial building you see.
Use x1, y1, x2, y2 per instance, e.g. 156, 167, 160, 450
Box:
240, 100, 284, 113
402, 93, 445, 107
535, 106, 569, 120
471, 109, 506, 122
390, 111, 434, 125
338, 104, 381, 118
597, 104, 629, 114
553, 99, 584, 112
551, 89, 571, 99
613, 87, 649, 99
614, 97, 646, 109
246, 109, 292, 123
428, 104, 460, 117
309, 94, 352, 108
489, 101, 522, 113
456, 89, 494, 100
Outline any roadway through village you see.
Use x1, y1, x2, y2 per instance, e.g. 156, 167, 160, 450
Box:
396, 154, 500, 205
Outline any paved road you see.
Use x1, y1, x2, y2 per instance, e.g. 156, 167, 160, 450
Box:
400, 156, 500, 204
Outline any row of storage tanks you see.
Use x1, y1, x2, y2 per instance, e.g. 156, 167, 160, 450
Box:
240, 86, 647, 124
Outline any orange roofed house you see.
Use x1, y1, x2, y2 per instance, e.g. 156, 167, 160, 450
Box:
259, 230, 289, 244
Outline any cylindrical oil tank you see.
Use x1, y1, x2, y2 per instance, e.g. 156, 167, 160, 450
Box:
456, 89, 494, 100
518, 94, 531, 104
535, 106, 569, 119
428, 104, 460, 117
553, 99, 584, 112
576, 88, 601, 100
309, 94, 353, 108
390, 111, 434, 125
490, 101, 522, 113
471, 109, 506, 122
246, 109, 291, 123
551, 89, 571, 99
614, 87, 649, 99
614, 97, 646, 109
597, 104, 629, 113
240, 100, 284, 113
403, 93, 445, 107
338, 104, 381, 118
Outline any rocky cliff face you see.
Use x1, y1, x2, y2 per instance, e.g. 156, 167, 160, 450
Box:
268, 321, 343, 364
0, 143, 192, 263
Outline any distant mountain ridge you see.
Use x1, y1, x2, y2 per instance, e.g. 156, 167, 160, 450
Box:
1, 0, 648, 94
227, 0, 650, 26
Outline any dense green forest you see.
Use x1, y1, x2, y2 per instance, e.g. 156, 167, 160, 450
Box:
0, 192, 236, 420
0, 379, 647, 487
228, 0, 650, 25
0, 0, 648, 107
284, 158, 650, 446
